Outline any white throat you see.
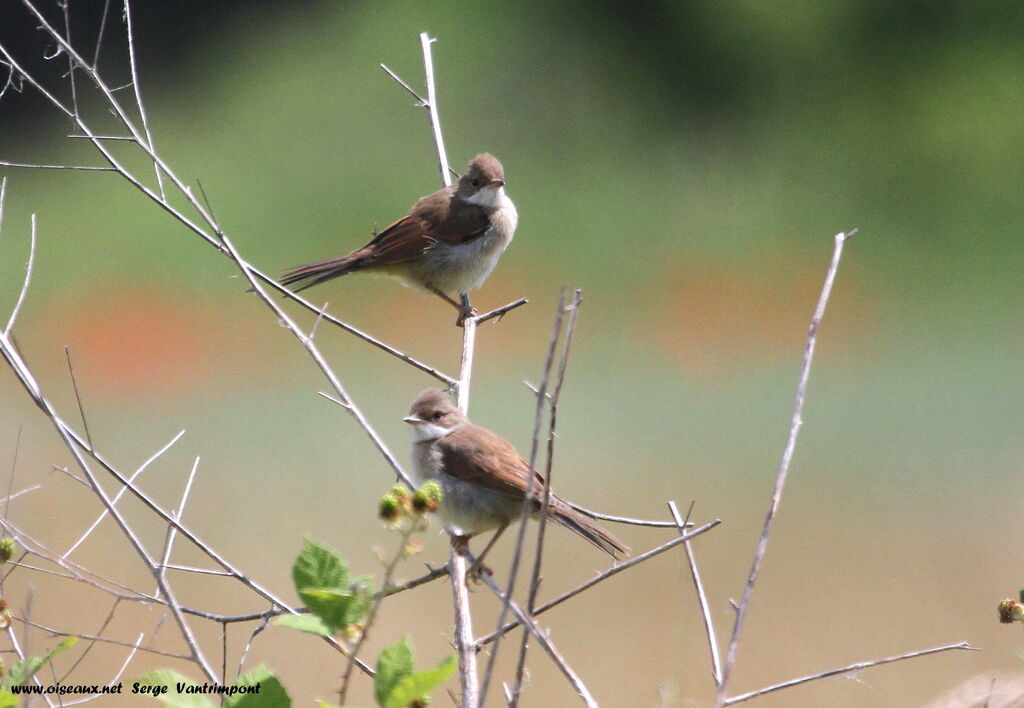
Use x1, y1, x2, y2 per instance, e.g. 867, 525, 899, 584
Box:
465, 185, 511, 209
408, 421, 457, 443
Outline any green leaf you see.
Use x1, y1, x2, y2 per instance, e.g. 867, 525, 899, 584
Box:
374, 640, 414, 707
293, 538, 349, 596
291, 538, 369, 633
1, 636, 78, 691
273, 613, 332, 637
383, 656, 456, 708
0, 690, 17, 708
224, 665, 290, 708
131, 669, 214, 708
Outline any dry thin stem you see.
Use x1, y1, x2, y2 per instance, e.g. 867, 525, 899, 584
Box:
449, 546, 479, 707
20, 618, 187, 661
477, 570, 598, 708
511, 289, 582, 704
392, 32, 483, 705
338, 522, 421, 705
474, 518, 721, 649
669, 500, 721, 686
723, 642, 977, 705
0, 329, 298, 611
476, 297, 528, 324
457, 314, 477, 413
4, 212, 35, 336
0, 161, 117, 171
479, 288, 568, 708
123, 0, 165, 200
564, 504, 685, 528
156, 456, 201, 595
64, 430, 185, 558
717, 230, 856, 705
419, 33, 452, 189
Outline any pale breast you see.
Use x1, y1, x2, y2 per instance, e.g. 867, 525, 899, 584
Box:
413, 196, 517, 294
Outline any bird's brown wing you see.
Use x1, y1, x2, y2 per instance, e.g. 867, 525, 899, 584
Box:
351, 189, 491, 267
437, 424, 544, 501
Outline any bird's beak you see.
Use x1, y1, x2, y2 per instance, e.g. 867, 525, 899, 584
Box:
487, 179, 505, 188
403, 415, 422, 425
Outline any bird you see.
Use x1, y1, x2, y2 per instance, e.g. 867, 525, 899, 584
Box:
280, 153, 517, 325
403, 389, 627, 573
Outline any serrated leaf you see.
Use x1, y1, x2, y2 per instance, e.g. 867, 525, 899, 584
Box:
292, 539, 370, 633
131, 668, 214, 707
273, 613, 332, 637
383, 656, 456, 708
297, 587, 368, 634
293, 538, 349, 595
374, 640, 414, 707
2, 636, 78, 691
224, 664, 290, 708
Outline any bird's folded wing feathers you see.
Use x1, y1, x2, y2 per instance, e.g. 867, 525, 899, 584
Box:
438, 426, 544, 500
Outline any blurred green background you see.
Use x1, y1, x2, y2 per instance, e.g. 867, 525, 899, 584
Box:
1, 1, 1022, 706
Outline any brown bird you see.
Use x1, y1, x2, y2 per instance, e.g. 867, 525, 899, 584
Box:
280, 153, 517, 324
403, 389, 627, 571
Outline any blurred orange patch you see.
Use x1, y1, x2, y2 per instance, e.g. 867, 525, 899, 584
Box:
653, 256, 875, 374
58, 285, 224, 395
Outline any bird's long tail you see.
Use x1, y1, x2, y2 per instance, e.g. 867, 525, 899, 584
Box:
279, 254, 363, 292
548, 497, 628, 559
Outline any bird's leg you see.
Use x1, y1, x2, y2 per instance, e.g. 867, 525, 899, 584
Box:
466, 524, 508, 581
430, 286, 463, 311
429, 287, 474, 326
456, 293, 478, 327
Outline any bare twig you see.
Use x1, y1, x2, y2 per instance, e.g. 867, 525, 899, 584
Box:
63, 345, 93, 450
419, 33, 451, 188
723, 642, 977, 705
380, 63, 425, 104
477, 570, 598, 708
474, 519, 721, 649
123, 0, 165, 199
4, 212, 36, 336
156, 456, 201, 594
64, 430, 186, 558
476, 297, 528, 324
0, 161, 117, 171
669, 500, 721, 686
479, 288, 568, 707
512, 289, 582, 703
449, 546, 479, 708
717, 230, 857, 705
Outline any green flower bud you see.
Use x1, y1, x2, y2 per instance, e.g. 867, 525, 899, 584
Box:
413, 481, 442, 513
0, 538, 14, 564
378, 494, 400, 521
391, 484, 411, 500
413, 484, 441, 514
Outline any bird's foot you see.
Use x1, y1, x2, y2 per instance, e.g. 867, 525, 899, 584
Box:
455, 306, 478, 328
466, 559, 493, 583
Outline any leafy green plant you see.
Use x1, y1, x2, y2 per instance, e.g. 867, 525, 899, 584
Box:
0, 636, 78, 707
373, 640, 455, 708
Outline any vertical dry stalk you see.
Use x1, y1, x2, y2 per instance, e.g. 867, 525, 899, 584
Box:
716, 231, 855, 705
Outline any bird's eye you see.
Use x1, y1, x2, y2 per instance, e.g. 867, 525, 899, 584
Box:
431, 411, 444, 421
470, 178, 480, 187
